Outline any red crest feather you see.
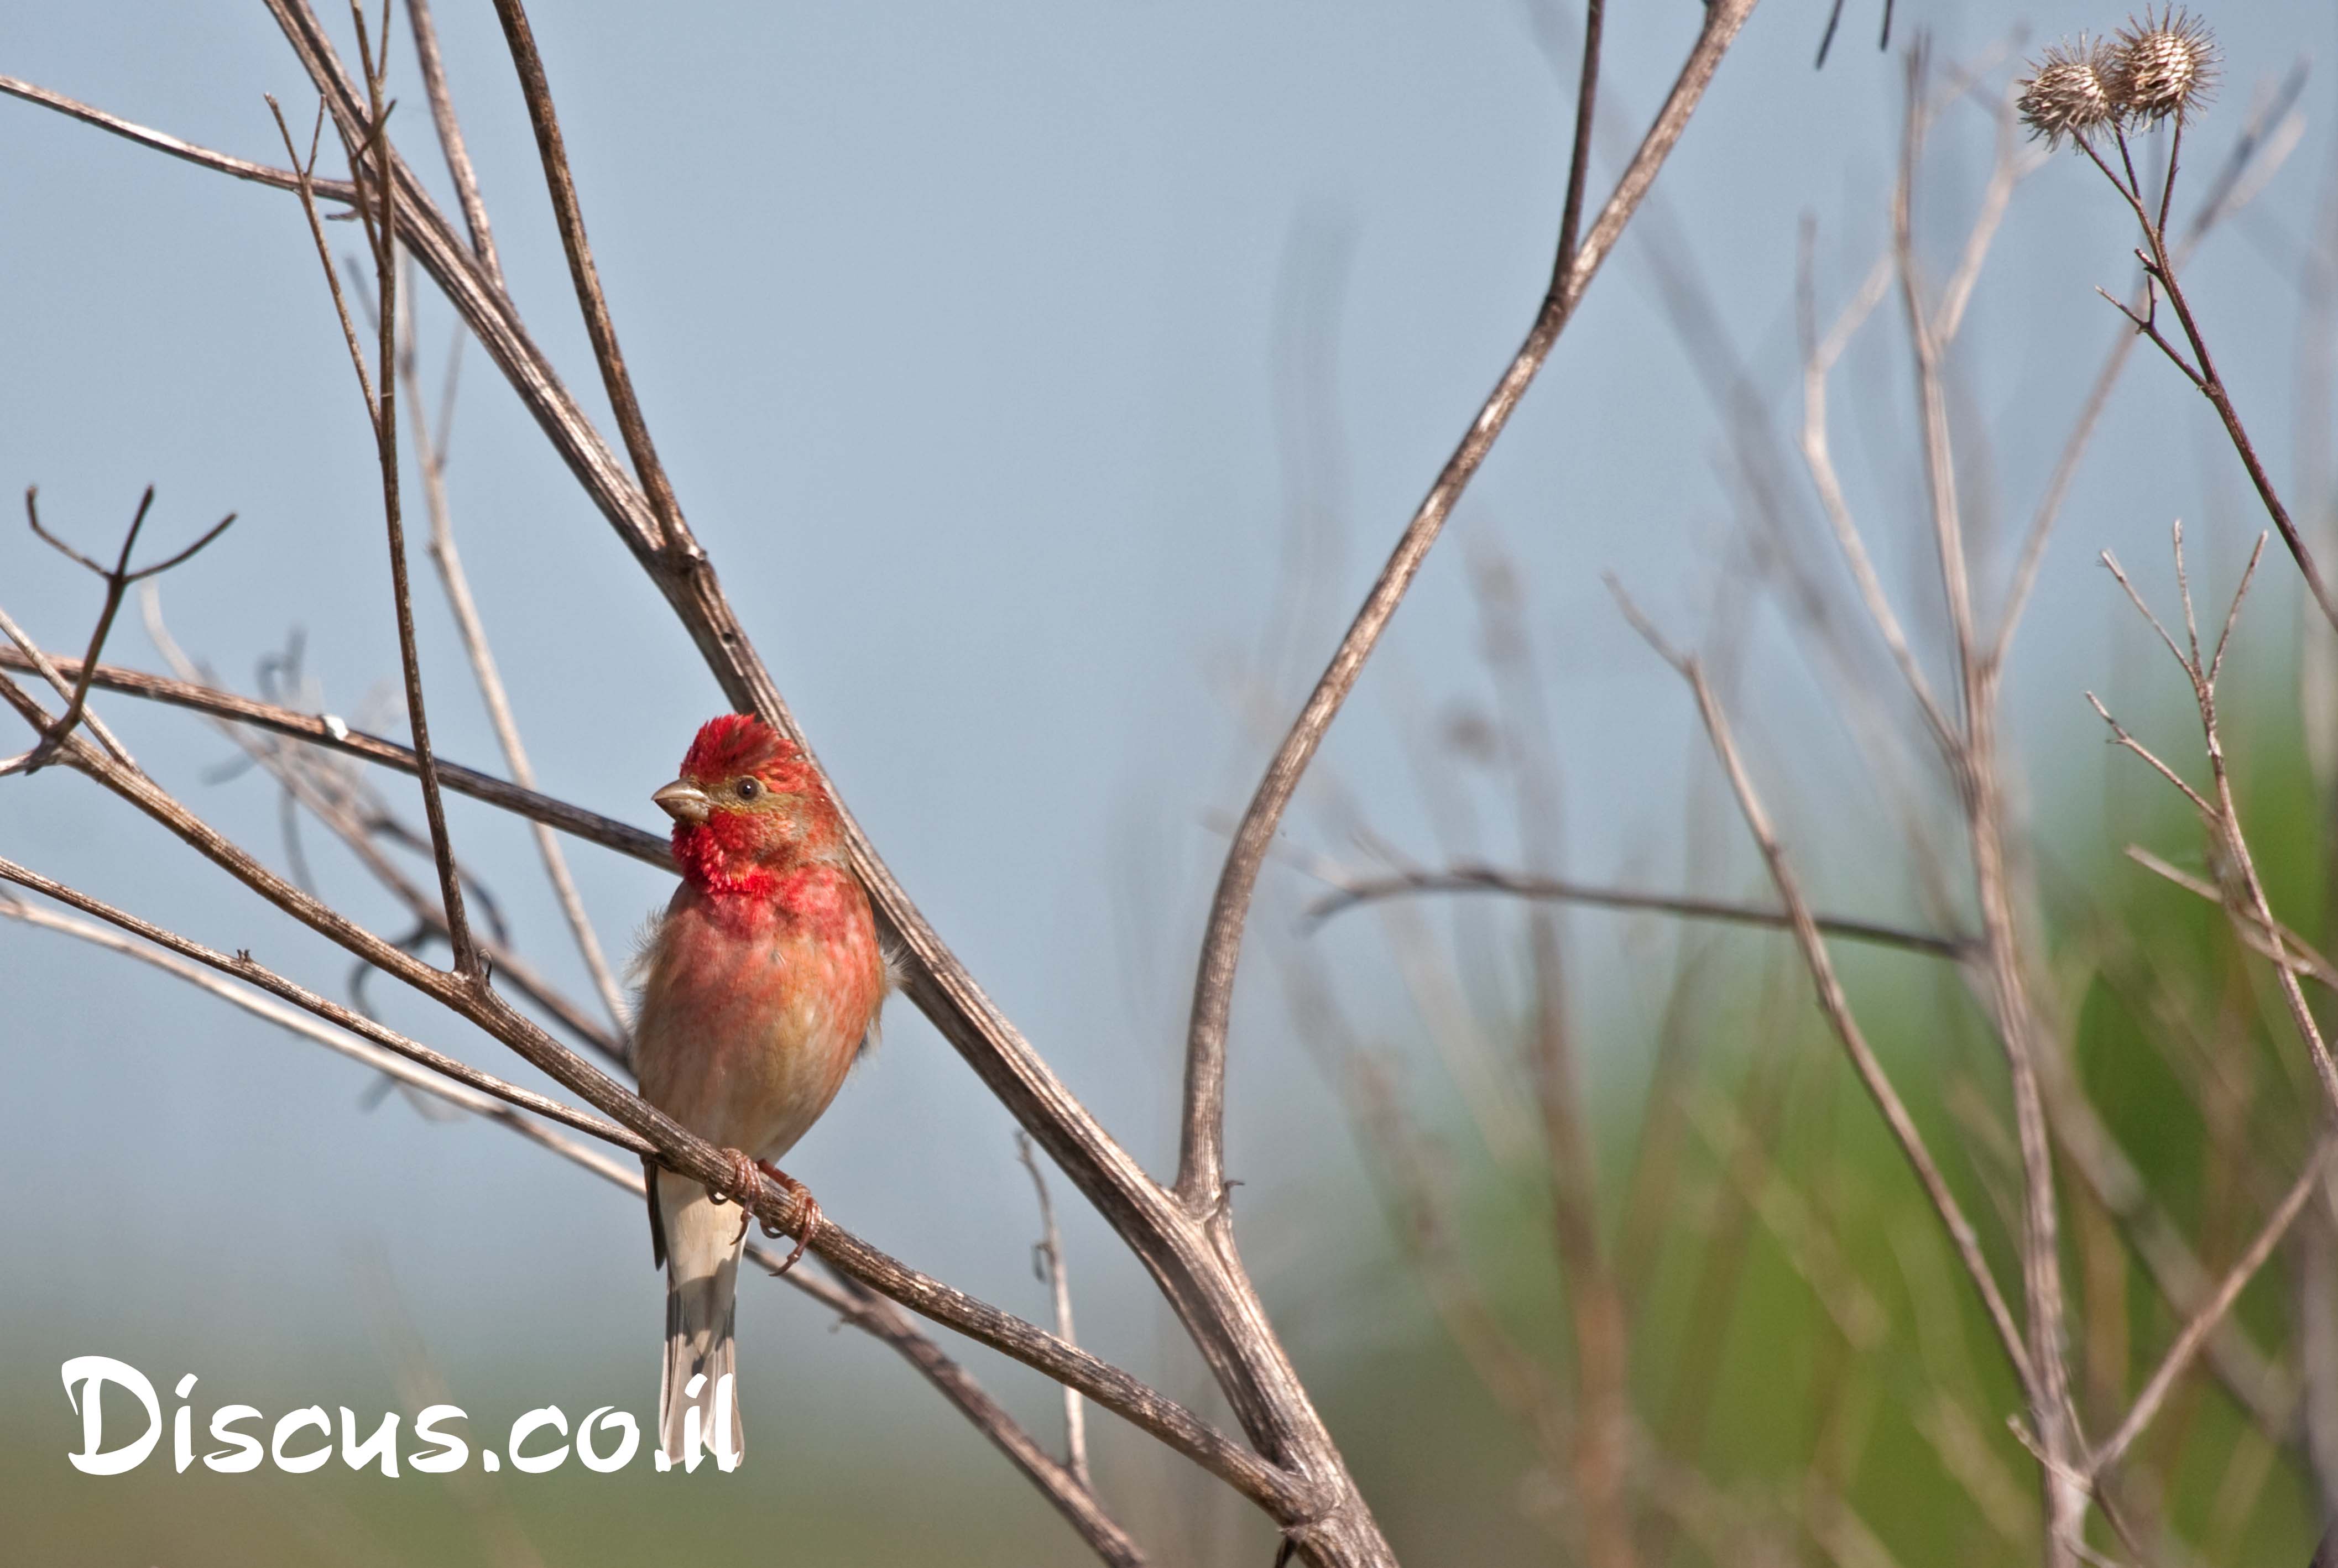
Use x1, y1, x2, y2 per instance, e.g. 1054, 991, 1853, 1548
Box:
680, 713, 800, 786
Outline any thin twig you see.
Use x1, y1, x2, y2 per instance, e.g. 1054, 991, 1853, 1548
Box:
485, 0, 684, 550
2096, 527, 2338, 1114
1611, 583, 2039, 1404
1897, 54, 2083, 1556
406, 0, 503, 288
1178, 0, 1761, 1212
2089, 1136, 2335, 1478
0, 647, 672, 868
336, 15, 483, 982
1017, 1132, 1093, 1491
9, 485, 235, 774
1470, 543, 1634, 1568
138, 589, 622, 1065
0, 858, 636, 1151
2074, 123, 2338, 632
268, 95, 380, 430
1798, 247, 1957, 756
2123, 843, 2338, 990
0, 75, 356, 203
396, 252, 628, 1027
1306, 864, 1970, 959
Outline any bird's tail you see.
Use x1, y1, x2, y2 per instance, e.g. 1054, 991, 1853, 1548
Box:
655, 1168, 747, 1471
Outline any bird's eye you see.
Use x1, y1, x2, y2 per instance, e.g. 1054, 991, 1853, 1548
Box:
734, 777, 761, 801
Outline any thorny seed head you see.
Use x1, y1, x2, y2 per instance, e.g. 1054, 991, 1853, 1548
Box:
2017, 36, 2117, 147
2109, 8, 2219, 124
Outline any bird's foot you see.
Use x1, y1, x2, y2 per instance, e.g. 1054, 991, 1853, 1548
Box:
709, 1147, 765, 1247
756, 1161, 822, 1276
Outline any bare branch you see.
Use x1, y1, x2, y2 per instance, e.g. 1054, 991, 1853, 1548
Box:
0, 646, 670, 867
8, 485, 233, 774
1997, 64, 2310, 668
2090, 1137, 2336, 1477
2086, 692, 2215, 819
2074, 108, 2338, 633
1612, 582, 2039, 1404
1305, 864, 1969, 958
267, 95, 381, 432
398, 252, 628, 1026
1180, 0, 1762, 1212
0, 858, 638, 1152
2095, 527, 2338, 1115
485, 0, 683, 550
1798, 245, 1958, 757
1017, 1132, 1092, 1491
2123, 843, 2338, 990
406, 0, 503, 288
0, 75, 354, 203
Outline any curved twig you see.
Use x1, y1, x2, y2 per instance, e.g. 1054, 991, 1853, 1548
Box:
1178, 0, 1762, 1212
1304, 865, 1969, 959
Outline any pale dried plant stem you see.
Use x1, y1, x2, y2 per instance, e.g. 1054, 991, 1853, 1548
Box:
0, 649, 672, 866
0, 856, 634, 1149
2099, 531, 2338, 1114
1017, 1132, 1093, 1491
1799, 250, 1956, 755
140, 595, 624, 1065
2040, 1028, 2298, 1439
1471, 545, 1635, 1568
486, 0, 683, 548
1615, 599, 2038, 1406
2089, 1135, 2336, 1479
406, 0, 503, 288
398, 264, 629, 1029
1309, 865, 1967, 958
1886, 55, 2095, 1561
2126, 845, 2338, 991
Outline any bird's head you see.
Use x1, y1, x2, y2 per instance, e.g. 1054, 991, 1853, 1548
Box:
654, 714, 843, 895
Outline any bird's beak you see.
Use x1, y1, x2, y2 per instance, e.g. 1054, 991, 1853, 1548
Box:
653, 780, 712, 825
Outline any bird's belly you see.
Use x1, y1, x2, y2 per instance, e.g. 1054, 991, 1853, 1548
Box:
634, 924, 870, 1159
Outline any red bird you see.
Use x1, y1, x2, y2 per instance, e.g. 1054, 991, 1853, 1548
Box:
634, 714, 889, 1470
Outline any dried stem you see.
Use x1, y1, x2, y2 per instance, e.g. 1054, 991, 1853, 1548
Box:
485, 0, 683, 548
1178, 0, 1760, 1215
9, 485, 233, 773
1471, 545, 1634, 1568
2094, 527, 2338, 1114
2073, 121, 2338, 633
9, 4, 1768, 1556
0, 75, 356, 203
0, 647, 671, 868
1307, 864, 1969, 959
1890, 51, 2083, 1559
1017, 1132, 1093, 1492
2089, 1137, 2336, 1479
1613, 586, 2038, 1406
0, 856, 634, 1151
396, 253, 628, 1027
406, 0, 503, 288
